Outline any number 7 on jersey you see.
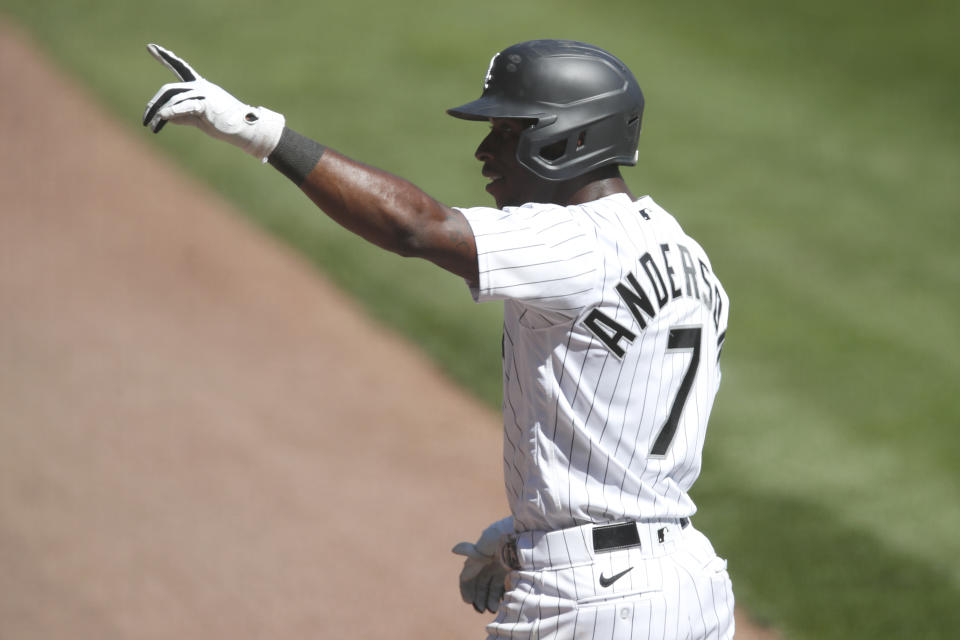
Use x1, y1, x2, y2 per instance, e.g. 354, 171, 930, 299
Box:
650, 326, 702, 457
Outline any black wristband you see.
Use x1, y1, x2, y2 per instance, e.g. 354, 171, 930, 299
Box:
267, 127, 327, 186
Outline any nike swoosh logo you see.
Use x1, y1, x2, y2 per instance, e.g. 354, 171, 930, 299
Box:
599, 567, 634, 588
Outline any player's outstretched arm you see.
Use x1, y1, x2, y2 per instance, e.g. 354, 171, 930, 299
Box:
288, 145, 478, 283
142, 44, 479, 285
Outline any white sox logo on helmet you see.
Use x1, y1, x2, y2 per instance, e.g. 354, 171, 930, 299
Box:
483, 53, 499, 90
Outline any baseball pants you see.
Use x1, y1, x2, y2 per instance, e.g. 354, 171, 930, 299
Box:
488, 519, 735, 640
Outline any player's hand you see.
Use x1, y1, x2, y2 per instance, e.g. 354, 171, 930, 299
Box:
142, 43, 285, 161
451, 516, 514, 614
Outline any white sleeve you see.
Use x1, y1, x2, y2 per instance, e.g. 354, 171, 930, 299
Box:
457, 203, 599, 314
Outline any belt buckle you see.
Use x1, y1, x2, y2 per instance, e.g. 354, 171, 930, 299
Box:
499, 536, 521, 570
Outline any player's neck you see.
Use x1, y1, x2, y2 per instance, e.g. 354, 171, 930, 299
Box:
563, 167, 634, 205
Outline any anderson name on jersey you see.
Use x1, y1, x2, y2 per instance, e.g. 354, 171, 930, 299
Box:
458, 193, 730, 534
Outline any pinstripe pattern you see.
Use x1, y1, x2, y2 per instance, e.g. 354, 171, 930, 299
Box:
459, 194, 732, 638
487, 521, 734, 639
459, 194, 730, 534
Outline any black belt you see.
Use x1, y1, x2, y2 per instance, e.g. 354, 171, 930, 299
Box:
592, 518, 690, 552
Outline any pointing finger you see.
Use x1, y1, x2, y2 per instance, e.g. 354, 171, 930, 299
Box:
146, 43, 199, 82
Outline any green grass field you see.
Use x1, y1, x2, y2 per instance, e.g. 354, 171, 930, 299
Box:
5, 1, 958, 637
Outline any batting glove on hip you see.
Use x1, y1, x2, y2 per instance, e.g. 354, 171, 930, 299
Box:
142, 43, 285, 162
451, 516, 514, 614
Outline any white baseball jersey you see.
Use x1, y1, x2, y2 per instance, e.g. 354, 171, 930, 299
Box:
458, 193, 730, 534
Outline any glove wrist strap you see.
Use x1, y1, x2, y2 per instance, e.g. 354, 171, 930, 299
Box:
244, 106, 286, 161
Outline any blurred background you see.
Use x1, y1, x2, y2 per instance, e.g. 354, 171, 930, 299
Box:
2, 0, 958, 637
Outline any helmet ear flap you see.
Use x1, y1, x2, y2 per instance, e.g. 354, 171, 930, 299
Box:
521, 112, 641, 180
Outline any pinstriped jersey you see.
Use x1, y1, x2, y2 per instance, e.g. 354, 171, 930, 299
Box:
457, 193, 730, 533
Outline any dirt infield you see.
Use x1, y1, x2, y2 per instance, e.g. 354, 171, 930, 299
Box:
0, 21, 777, 639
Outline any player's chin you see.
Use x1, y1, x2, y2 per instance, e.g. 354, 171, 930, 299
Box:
485, 177, 513, 208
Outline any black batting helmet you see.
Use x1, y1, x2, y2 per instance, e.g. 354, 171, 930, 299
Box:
447, 39, 644, 181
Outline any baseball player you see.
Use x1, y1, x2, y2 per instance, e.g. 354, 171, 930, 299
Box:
143, 39, 734, 639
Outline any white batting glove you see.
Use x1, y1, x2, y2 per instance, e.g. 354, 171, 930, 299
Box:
142, 43, 285, 162
452, 516, 514, 614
